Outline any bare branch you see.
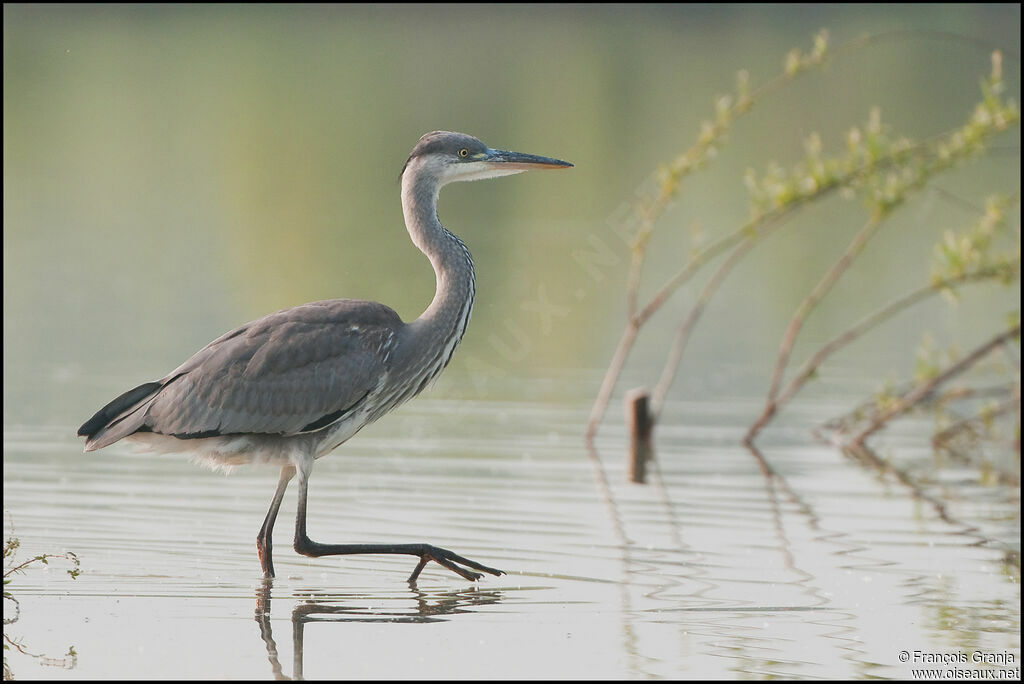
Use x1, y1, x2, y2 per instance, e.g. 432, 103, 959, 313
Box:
762, 214, 887, 416
650, 237, 757, 415
850, 324, 1021, 447
746, 260, 1020, 441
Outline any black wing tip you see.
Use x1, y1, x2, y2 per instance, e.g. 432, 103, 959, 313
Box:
300, 407, 348, 433
77, 412, 108, 439
168, 428, 225, 440
77, 380, 163, 442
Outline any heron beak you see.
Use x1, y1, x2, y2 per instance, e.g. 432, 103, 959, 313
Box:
483, 149, 574, 171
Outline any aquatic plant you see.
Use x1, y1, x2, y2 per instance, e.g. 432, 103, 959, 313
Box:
587, 31, 1020, 490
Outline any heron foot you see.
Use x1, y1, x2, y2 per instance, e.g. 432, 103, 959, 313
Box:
408, 545, 504, 583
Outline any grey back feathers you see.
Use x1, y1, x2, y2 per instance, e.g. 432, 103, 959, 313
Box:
79, 300, 403, 451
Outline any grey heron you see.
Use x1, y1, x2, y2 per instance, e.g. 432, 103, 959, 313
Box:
78, 131, 573, 582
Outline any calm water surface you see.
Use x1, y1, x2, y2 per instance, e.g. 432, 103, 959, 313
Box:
3, 378, 1019, 680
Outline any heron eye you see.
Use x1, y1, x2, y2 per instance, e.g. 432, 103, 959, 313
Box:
458, 148, 469, 158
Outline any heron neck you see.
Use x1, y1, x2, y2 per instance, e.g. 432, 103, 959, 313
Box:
401, 172, 476, 336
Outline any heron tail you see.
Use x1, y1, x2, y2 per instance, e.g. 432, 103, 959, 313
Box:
78, 380, 163, 452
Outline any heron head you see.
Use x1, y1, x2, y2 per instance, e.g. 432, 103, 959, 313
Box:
400, 131, 572, 186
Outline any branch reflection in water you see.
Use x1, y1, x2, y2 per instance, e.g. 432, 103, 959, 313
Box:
254, 580, 505, 680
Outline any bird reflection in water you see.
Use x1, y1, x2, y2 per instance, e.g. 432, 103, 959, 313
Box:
255, 579, 505, 680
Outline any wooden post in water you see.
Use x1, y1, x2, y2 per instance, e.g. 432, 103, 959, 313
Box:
625, 387, 653, 483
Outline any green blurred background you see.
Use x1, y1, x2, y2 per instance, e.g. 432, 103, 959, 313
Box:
4, 4, 1020, 426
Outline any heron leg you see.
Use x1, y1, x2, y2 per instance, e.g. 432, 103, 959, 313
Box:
258, 465, 296, 578
291, 463, 503, 582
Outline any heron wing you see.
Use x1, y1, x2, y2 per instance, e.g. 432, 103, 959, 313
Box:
83, 300, 402, 447
148, 299, 402, 437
